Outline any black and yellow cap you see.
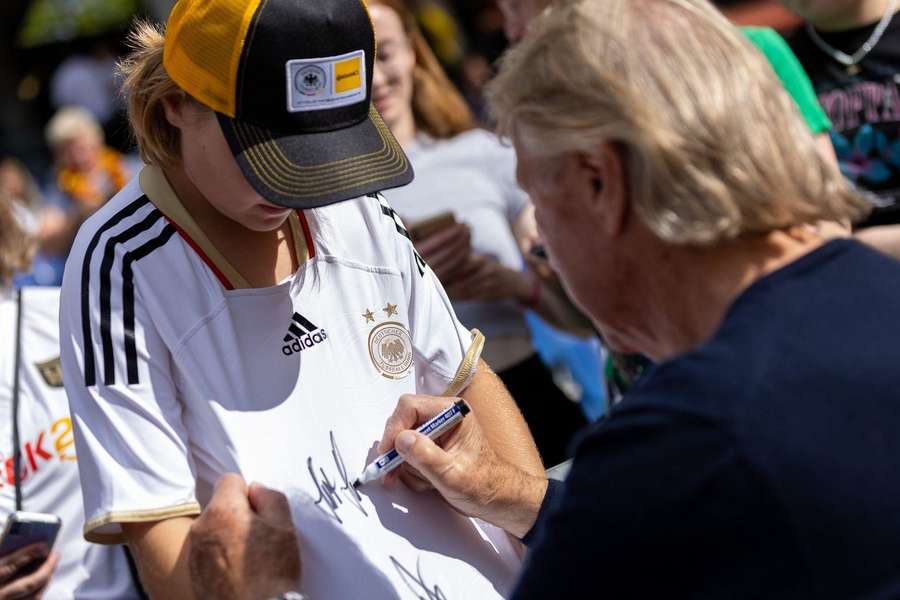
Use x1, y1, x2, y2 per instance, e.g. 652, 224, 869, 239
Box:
163, 0, 413, 208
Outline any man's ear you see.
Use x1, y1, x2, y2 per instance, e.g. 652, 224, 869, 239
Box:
579, 143, 628, 238
161, 92, 189, 129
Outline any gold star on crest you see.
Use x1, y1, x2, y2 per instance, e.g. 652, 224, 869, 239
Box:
362, 309, 375, 323
383, 302, 398, 317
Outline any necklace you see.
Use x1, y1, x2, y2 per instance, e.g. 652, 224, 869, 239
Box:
806, 0, 899, 75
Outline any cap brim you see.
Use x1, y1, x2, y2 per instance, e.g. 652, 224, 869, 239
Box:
218, 105, 414, 209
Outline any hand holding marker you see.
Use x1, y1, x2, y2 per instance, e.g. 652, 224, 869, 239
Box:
353, 400, 471, 488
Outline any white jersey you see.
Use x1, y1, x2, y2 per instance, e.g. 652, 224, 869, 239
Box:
59, 166, 520, 598
0, 287, 138, 599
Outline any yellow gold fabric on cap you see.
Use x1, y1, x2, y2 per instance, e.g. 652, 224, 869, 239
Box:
163, 0, 263, 117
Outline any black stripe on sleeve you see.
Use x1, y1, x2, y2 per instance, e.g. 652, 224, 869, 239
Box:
379, 202, 426, 277
99, 209, 163, 385
122, 224, 177, 385
292, 313, 317, 332
80, 196, 151, 387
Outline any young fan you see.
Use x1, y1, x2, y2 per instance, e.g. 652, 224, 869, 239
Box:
59, 0, 542, 597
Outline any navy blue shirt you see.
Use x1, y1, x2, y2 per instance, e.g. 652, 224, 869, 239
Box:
514, 240, 900, 599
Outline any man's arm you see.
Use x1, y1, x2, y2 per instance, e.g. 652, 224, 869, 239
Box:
461, 361, 545, 476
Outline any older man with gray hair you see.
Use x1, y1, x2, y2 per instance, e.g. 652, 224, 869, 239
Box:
188, 0, 900, 597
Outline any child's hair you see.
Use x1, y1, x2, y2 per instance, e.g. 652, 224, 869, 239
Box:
118, 20, 187, 166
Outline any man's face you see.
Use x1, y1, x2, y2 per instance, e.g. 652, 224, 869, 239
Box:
513, 132, 648, 354
497, 0, 552, 42
512, 132, 624, 339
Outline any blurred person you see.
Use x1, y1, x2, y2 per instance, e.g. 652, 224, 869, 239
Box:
45, 107, 134, 211
0, 158, 43, 237
187, 0, 900, 597
0, 193, 140, 599
34, 108, 138, 286
782, 0, 900, 252
50, 43, 121, 128
59, 1, 543, 598
372, 0, 590, 466
0, 157, 100, 287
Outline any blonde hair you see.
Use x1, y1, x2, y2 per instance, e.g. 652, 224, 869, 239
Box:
0, 157, 43, 211
118, 20, 185, 166
372, 0, 474, 139
45, 106, 102, 151
0, 193, 35, 288
488, 0, 869, 245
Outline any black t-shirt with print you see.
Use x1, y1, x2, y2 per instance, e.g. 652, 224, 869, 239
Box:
787, 15, 900, 227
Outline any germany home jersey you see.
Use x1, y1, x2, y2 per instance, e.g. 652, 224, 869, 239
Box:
59, 167, 520, 598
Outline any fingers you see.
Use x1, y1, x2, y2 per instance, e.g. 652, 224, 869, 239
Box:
416, 223, 469, 256
0, 551, 57, 599
397, 467, 435, 493
196, 473, 251, 533
393, 431, 455, 488
377, 395, 456, 454
0, 544, 49, 585
248, 483, 293, 527
416, 225, 471, 280
208, 473, 249, 511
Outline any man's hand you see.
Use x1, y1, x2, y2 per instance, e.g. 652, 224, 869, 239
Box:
188, 474, 300, 600
377, 395, 548, 539
0, 543, 58, 600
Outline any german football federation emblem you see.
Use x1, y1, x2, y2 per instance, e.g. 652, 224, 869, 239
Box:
368, 321, 413, 379
295, 65, 327, 96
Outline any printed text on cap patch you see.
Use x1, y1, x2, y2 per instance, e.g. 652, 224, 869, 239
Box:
286, 50, 367, 113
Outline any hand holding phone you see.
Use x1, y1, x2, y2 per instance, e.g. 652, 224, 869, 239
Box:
0, 513, 61, 599
0, 543, 59, 599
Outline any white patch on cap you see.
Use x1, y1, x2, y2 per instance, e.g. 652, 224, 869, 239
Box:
285, 50, 367, 113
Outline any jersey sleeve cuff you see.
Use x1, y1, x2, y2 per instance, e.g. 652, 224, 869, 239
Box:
441, 329, 485, 397
83, 500, 202, 544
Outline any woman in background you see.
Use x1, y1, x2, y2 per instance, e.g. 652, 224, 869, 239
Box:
372, 0, 589, 466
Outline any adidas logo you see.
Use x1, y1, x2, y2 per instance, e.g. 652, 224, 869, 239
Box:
282, 313, 328, 356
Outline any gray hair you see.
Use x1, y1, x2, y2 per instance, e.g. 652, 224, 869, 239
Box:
487, 0, 868, 244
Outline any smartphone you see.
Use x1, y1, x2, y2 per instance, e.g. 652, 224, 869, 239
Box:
0, 512, 62, 558
407, 212, 457, 242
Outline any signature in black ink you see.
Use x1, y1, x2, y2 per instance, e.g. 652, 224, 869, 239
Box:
306, 431, 368, 523
390, 555, 448, 600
